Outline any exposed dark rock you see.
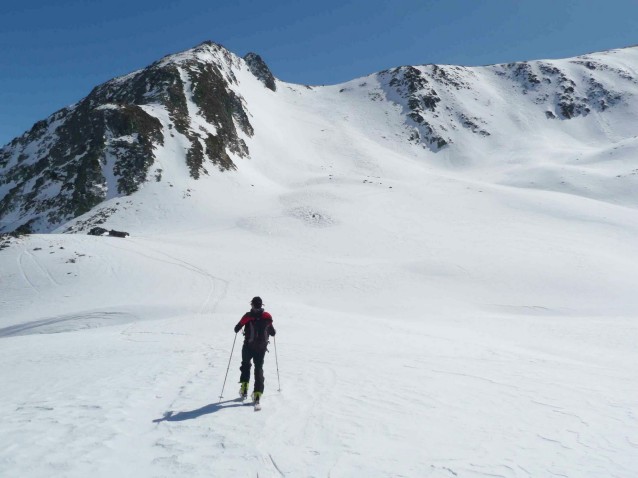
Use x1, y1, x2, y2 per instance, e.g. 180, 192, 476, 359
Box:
0, 98, 164, 234
244, 53, 277, 91
586, 78, 622, 111
389, 66, 429, 94
88, 227, 108, 236
511, 63, 541, 89
183, 61, 252, 176
570, 59, 637, 84
498, 60, 626, 120
539, 64, 561, 76
383, 66, 450, 150
429, 65, 471, 90
0, 232, 24, 251
459, 114, 490, 136
108, 229, 129, 238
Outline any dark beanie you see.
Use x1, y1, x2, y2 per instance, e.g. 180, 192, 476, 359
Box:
251, 296, 263, 308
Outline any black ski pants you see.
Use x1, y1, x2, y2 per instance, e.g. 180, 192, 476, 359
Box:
239, 344, 267, 393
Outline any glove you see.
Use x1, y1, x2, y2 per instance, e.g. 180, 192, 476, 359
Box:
234, 324, 241, 333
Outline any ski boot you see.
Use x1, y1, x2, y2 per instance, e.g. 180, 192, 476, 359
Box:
239, 382, 249, 400
252, 391, 262, 411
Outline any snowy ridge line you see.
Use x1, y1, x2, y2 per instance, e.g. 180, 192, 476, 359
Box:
2, 43, 638, 232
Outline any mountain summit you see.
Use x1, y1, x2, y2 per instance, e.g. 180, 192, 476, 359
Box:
1, 42, 638, 233
0, 42, 254, 233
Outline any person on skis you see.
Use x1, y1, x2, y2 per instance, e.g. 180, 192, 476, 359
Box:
234, 296, 276, 406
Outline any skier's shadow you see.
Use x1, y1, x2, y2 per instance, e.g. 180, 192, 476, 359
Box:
153, 398, 249, 423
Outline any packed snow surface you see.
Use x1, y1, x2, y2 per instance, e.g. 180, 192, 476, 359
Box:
1, 46, 638, 477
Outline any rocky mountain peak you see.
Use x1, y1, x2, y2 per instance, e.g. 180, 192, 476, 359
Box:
0, 41, 254, 233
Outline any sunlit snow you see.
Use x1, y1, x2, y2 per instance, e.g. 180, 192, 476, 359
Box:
1, 44, 638, 477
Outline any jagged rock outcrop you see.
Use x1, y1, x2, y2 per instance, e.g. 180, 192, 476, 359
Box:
244, 52, 277, 91
379, 62, 496, 151
377, 51, 634, 152
494, 59, 627, 119
381, 65, 454, 150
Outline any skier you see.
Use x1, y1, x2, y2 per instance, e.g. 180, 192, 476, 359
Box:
234, 296, 276, 409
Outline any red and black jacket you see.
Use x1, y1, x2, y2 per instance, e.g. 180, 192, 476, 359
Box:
234, 309, 276, 349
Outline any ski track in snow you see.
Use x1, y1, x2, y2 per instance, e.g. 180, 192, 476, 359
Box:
100, 237, 229, 317
16, 250, 38, 292
24, 247, 59, 287
0, 311, 137, 338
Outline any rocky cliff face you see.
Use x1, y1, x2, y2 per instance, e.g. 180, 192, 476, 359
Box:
0, 42, 256, 233
244, 52, 277, 91
1, 43, 636, 233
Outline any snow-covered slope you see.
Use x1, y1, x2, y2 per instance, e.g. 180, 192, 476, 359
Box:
1, 43, 638, 477
2, 42, 638, 233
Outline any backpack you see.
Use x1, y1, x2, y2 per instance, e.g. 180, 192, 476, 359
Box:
244, 313, 272, 350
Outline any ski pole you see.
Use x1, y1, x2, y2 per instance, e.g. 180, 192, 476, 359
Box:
274, 335, 281, 392
218, 333, 238, 402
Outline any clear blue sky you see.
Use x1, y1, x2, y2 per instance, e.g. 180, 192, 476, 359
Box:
1, 0, 636, 146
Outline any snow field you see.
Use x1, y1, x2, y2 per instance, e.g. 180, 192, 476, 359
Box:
1, 196, 637, 477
